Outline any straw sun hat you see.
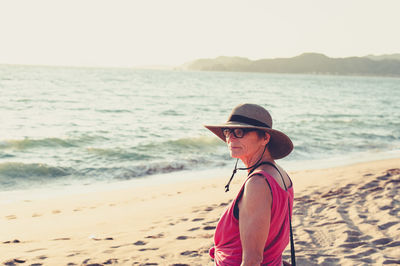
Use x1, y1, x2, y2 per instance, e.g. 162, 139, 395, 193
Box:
204, 103, 293, 159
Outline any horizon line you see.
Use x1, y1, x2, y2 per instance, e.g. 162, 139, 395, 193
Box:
1, 52, 399, 69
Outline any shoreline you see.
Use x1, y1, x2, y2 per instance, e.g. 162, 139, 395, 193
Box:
2, 148, 400, 199
1, 157, 399, 265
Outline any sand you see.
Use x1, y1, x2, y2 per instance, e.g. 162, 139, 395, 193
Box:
1, 158, 399, 266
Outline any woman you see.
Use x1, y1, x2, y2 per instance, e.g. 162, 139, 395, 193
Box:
204, 103, 294, 266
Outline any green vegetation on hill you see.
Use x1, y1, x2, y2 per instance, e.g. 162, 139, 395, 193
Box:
183, 53, 400, 76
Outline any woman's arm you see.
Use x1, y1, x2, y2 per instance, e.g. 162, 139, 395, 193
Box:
239, 175, 272, 266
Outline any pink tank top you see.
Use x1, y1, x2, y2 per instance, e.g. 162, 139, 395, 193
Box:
209, 170, 294, 266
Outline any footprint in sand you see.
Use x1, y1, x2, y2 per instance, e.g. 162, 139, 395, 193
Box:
203, 206, 215, 212
81, 258, 92, 264
180, 250, 200, 257
103, 258, 118, 264
138, 247, 159, 251
145, 233, 164, 239
321, 257, 340, 264
363, 173, 374, 177
5, 215, 17, 220
32, 213, 42, 218
203, 226, 216, 230
345, 235, 361, 242
202, 219, 219, 225
3, 239, 21, 244
52, 210, 61, 214
3, 258, 26, 265
378, 221, 398, 230
387, 168, 400, 175
359, 180, 380, 190
387, 241, 400, 247
191, 218, 204, 222
176, 236, 192, 240
188, 227, 200, 231
26, 248, 46, 253
372, 237, 392, 246
219, 202, 230, 207
339, 242, 367, 249
389, 208, 400, 216
383, 259, 400, 264
133, 240, 147, 246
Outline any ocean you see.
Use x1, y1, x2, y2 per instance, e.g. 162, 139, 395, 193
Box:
1, 64, 399, 191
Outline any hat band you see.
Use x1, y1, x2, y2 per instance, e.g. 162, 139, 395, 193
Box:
228, 115, 271, 128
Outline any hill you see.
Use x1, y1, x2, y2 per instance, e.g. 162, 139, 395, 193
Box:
364, 54, 400, 61
182, 53, 400, 77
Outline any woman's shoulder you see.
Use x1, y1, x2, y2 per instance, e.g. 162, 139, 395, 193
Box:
254, 164, 292, 191
246, 173, 269, 186
243, 173, 272, 197
241, 173, 273, 207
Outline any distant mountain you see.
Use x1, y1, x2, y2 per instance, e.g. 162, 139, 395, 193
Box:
182, 53, 400, 77
364, 54, 400, 61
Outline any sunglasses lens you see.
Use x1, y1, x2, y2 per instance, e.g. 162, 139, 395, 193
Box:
222, 128, 230, 138
233, 128, 244, 138
222, 128, 246, 138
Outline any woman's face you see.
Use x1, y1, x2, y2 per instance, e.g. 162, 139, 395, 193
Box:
225, 129, 268, 160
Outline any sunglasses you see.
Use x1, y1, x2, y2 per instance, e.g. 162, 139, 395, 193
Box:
222, 128, 258, 139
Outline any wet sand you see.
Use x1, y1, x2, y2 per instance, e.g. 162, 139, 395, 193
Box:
1, 158, 399, 265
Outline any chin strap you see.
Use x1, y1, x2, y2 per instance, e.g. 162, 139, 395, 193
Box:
225, 159, 238, 192
224, 144, 268, 192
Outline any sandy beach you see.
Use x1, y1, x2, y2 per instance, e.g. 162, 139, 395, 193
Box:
1, 158, 399, 266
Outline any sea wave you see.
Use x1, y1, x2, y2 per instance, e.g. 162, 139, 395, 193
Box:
0, 158, 226, 191
86, 147, 153, 160
0, 162, 72, 178
139, 136, 224, 152
0, 153, 15, 159
0, 135, 107, 150
87, 157, 225, 180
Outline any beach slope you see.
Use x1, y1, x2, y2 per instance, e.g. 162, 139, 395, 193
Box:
1, 158, 399, 265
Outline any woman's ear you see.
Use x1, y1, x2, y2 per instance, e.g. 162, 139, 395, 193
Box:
263, 132, 270, 145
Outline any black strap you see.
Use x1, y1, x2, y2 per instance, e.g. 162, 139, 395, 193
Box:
225, 159, 238, 192
228, 114, 271, 128
257, 162, 296, 266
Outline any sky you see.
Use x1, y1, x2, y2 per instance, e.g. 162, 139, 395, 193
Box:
0, 0, 399, 67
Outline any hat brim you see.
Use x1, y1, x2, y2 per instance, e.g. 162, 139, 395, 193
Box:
204, 122, 293, 160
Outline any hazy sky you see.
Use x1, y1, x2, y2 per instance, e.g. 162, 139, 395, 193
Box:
1, 0, 399, 67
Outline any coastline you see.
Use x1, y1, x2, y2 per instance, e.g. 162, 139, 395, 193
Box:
1, 157, 399, 265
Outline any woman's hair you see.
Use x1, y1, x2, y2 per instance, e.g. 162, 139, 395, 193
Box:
256, 130, 271, 148
256, 129, 267, 139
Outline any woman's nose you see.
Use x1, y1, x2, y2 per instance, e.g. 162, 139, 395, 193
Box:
226, 133, 237, 142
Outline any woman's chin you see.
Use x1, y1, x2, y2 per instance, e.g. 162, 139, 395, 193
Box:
229, 151, 242, 158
